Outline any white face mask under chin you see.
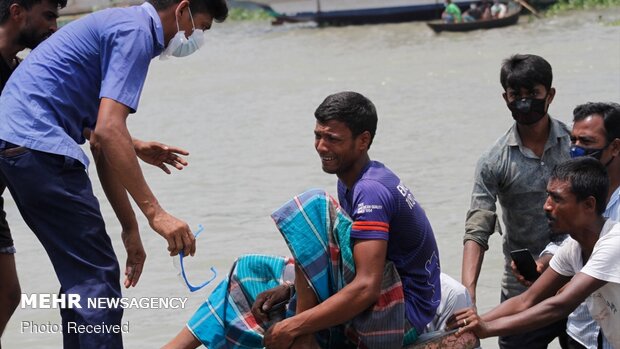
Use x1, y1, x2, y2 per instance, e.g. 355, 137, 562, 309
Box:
160, 9, 205, 60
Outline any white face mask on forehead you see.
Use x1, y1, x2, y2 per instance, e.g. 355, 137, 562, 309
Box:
160, 7, 204, 60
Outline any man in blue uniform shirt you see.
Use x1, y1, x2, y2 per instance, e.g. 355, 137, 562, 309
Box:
0, 0, 66, 342
0, 0, 227, 347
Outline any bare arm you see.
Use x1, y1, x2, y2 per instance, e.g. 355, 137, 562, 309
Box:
94, 98, 195, 256
447, 269, 605, 339
482, 265, 568, 322
90, 135, 145, 288
462, 240, 485, 305
263, 239, 387, 348
484, 271, 604, 337
84, 128, 189, 174
462, 157, 501, 305
133, 139, 189, 174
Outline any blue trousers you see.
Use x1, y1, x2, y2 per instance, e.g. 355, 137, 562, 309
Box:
0, 147, 123, 349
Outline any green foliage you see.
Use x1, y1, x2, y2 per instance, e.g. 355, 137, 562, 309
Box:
547, 0, 620, 13
227, 7, 273, 21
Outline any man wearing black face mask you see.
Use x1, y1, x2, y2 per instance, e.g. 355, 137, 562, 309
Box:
462, 54, 571, 349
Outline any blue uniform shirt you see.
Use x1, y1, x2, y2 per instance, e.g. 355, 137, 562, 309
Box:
0, 3, 164, 167
338, 161, 441, 333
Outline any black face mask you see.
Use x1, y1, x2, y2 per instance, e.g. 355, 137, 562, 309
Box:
507, 97, 548, 125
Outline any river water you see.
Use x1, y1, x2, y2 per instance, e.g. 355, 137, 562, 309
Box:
3, 7, 620, 348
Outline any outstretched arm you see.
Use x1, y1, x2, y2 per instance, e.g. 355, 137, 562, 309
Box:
447, 269, 604, 338
85, 128, 190, 174
263, 239, 387, 349
94, 98, 195, 257
133, 139, 189, 174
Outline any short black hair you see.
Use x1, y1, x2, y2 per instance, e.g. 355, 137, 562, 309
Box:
551, 157, 609, 215
500, 54, 553, 92
148, 0, 228, 22
314, 91, 378, 149
573, 102, 620, 144
0, 0, 67, 24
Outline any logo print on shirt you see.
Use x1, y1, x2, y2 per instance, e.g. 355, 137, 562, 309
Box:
356, 203, 383, 214
396, 182, 416, 209
425, 251, 441, 305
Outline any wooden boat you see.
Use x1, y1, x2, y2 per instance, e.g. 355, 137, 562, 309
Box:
241, 0, 476, 26
426, 2, 521, 32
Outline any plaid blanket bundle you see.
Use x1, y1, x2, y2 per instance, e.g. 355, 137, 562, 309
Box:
187, 189, 409, 348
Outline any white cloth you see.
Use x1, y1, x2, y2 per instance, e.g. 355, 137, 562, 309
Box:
490, 2, 507, 17
418, 273, 480, 348
550, 220, 620, 348
424, 273, 473, 332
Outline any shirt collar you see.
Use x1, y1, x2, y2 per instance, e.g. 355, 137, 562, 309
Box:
544, 117, 569, 150
141, 2, 164, 57
507, 117, 568, 148
338, 160, 374, 195
606, 186, 620, 213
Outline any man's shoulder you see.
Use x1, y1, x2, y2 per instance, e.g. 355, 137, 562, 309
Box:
602, 220, 620, 239
490, 125, 515, 147
86, 5, 152, 34
358, 162, 400, 190
550, 237, 581, 275
353, 164, 398, 201
549, 117, 571, 139
476, 127, 514, 167
354, 177, 392, 197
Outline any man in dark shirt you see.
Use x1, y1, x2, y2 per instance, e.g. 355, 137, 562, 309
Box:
0, 0, 65, 341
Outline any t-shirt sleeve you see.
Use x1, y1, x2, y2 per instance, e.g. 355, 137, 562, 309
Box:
349, 180, 394, 241
549, 239, 579, 277
99, 27, 153, 113
581, 225, 620, 284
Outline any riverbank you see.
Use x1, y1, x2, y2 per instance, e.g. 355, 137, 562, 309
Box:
547, 0, 620, 15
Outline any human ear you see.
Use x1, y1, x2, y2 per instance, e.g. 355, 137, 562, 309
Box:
175, 0, 190, 18
358, 131, 371, 150
584, 196, 598, 214
546, 87, 556, 104
9, 3, 25, 21
610, 138, 620, 157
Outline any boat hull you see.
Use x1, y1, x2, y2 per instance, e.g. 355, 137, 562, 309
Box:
270, 2, 477, 25
426, 5, 520, 32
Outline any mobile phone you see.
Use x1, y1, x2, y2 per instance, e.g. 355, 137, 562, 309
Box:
510, 249, 540, 282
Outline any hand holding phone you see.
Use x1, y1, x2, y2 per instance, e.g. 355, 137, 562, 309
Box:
510, 249, 540, 282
